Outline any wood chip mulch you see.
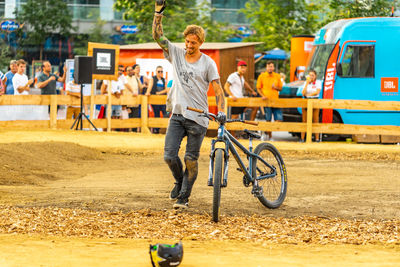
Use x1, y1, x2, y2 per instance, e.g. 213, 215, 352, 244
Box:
0, 207, 399, 245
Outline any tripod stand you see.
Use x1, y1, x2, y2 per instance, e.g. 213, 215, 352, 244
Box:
70, 86, 98, 131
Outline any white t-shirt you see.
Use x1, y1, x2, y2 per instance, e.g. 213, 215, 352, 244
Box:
13, 73, 29, 95
304, 80, 322, 98
66, 81, 81, 108
82, 84, 91, 96
226, 72, 244, 98
104, 75, 126, 94
66, 82, 81, 94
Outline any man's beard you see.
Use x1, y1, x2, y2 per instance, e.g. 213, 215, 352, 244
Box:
186, 47, 195, 55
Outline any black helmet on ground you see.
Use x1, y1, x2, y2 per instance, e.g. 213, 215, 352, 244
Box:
149, 241, 183, 267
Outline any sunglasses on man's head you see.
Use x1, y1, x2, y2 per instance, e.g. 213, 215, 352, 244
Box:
158, 70, 163, 73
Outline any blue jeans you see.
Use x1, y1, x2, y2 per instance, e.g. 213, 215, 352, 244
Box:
153, 105, 167, 118
164, 114, 207, 199
152, 105, 167, 133
264, 107, 283, 121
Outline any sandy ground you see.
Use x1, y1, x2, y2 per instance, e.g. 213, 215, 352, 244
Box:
0, 129, 399, 266
0, 235, 399, 267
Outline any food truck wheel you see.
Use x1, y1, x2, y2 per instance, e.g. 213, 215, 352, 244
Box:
322, 113, 342, 141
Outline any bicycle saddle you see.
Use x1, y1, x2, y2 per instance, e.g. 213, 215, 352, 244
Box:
243, 129, 261, 139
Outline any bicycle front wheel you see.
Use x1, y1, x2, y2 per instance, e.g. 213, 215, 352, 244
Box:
252, 142, 287, 209
212, 148, 224, 222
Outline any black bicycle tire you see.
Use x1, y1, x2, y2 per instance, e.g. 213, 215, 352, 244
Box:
212, 148, 223, 222
252, 142, 287, 209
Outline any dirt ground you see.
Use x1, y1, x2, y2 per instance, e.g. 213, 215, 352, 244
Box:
0, 129, 399, 266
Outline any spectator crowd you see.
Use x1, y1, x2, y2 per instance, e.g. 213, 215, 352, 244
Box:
0, 58, 297, 139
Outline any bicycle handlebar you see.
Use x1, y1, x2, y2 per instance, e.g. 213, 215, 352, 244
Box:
187, 106, 259, 126
187, 106, 204, 113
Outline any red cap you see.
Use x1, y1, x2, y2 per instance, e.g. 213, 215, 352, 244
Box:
237, 61, 247, 67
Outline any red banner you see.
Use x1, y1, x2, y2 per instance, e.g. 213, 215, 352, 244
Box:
322, 41, 340, 123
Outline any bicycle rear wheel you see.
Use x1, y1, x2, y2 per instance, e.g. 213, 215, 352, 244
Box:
212, 148, 224, 222
252, 142, 287, 208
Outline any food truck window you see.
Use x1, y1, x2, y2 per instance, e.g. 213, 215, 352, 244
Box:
341, 45, 374, 78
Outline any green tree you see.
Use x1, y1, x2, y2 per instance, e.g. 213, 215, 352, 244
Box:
321, 0, 393, 24
242, 0, 393, 52
242, 0, 320, 52
73, 19, 112, 56
114, 0, 233, 43
0, 39, 12, 72
196, 1, 235, 42
15, 0, 74, 60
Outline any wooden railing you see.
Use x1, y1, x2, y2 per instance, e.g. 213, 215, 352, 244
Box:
0, 95, 399, 143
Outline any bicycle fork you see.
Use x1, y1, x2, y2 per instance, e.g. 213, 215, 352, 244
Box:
208, 139, 229, 187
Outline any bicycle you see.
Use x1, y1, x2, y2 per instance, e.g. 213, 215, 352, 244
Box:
187, 107, 288, 222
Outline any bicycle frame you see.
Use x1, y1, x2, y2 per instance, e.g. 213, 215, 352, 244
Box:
208, 123, 278, 187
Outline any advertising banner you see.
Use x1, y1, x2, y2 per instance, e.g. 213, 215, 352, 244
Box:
322, 40, 340, 123
88, 42, 120, 80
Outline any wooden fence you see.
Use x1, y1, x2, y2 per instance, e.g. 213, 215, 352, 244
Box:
0, 94, 399, 143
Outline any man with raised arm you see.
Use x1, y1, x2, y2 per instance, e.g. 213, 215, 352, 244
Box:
153, 0, 226, 209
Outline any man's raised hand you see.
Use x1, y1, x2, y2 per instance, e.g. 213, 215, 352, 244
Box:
155, 0, 166, 14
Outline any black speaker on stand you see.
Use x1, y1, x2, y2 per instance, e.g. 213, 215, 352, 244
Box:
70, 56, 98, 131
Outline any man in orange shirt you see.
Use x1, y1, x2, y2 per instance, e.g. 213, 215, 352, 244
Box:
256, 61, 283, 140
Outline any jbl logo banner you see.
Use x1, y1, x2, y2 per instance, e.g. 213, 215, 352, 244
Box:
381, 77, 398, 93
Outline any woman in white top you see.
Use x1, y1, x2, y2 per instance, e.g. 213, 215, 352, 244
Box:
301, 70, 321, 142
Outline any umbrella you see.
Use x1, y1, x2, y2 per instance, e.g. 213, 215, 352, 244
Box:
255, 48, 289, 60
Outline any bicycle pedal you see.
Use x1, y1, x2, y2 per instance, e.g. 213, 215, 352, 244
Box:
252, 186, 263, 197
243, 176, 251, 187
236, 168, 243, 172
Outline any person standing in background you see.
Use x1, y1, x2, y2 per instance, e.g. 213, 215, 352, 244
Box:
125, 66, 141, 96
125, 65, 143, 131
300, 69, 321, 142
5, 60, 18, 95
256, 61, 283, 140
0, 70, 6, 95
133, 64, 147, 95
146, 65, 168, 133
36, 61, 66, 95
65, 81, 81, 119
101, 65, 127, 121
13, 59, 34, 95
224, 60, 257, 121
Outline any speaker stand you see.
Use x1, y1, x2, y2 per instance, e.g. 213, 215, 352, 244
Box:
71, 86, 98, 131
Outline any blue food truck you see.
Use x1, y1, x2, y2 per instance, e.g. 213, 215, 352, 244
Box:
281, 17, 400, 139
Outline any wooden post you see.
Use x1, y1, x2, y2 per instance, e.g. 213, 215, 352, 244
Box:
107, 80, 112, 132
141, 95, 151, 133
306, 99, 313, 143
90, 80, 95, 120
50, 95, 58, 129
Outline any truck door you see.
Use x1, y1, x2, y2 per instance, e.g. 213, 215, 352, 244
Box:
335, 41, 376, 124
